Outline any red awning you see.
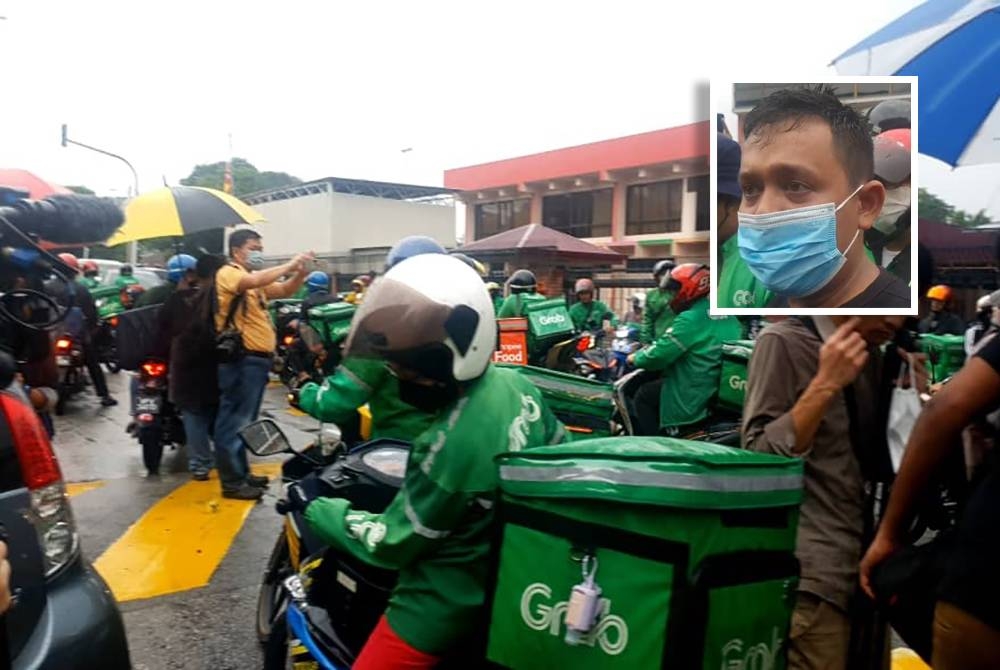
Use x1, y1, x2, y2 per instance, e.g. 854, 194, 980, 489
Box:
460, 224, 624, 263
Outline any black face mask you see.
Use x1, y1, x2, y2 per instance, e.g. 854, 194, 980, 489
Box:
397, 378, 460, 414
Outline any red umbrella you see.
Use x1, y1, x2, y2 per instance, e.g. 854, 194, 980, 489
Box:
0, 168, 73, 199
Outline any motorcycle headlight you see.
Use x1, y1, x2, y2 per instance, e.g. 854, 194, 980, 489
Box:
360, 447, 408, 479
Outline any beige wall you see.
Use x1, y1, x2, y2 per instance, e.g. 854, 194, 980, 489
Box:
255, 192, 456, 258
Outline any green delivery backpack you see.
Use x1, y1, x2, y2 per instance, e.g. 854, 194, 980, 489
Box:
717, 340, 754, 413
917, 333, 966, 383
487, 437, 802, 669
524, 297, 575, 354
500, 364, 617, 438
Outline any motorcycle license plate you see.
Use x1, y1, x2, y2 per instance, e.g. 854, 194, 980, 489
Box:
56, 356, 70, 366
136, 396, 161, 414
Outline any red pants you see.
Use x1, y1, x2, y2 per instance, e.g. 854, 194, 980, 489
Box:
353, 616, 440, 669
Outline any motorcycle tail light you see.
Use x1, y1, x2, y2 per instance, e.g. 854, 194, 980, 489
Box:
576, 337, 590, 352
138, 413, 154, 423
109, 316, 119, 328
55, 338, 71, 351
142, 361, 167, 378
0, 393, 79, 577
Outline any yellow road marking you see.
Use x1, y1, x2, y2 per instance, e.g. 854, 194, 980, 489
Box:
286, 406, 307, 417
268, 380, 283, 388
93, 464, 282, 602
891, 648, 930, 670
66, 480, 106, 498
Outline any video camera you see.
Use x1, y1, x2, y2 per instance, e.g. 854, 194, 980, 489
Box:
0, 186, 124, 366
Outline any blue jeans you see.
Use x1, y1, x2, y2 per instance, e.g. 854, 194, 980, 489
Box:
214, 356, 271, 489
182, 408, 216, 475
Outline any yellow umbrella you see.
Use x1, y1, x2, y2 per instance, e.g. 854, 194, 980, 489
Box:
107, 186, 265, 246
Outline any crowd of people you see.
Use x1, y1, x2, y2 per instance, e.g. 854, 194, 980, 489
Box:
5, 87, 998, 670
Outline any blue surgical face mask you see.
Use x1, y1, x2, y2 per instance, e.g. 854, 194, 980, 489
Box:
737, 184, 865, 298
245, 250, 265, 270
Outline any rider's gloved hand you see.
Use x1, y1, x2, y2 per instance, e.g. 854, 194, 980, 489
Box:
287, 386, 302, 409
276, 481, 319, 515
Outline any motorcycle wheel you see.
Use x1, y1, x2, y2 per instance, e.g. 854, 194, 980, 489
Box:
139, 426, 164, 474
258, 535, 292, 669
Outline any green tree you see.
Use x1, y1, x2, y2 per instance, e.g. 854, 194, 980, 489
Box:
180, 157, 301, 197
918, 188, 996, 228
66, 185, 96, 195
918, 188, 954, 223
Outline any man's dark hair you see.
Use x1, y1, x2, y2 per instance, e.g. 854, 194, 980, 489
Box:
228, 229, 262, 256
744, 85, 874, 187
196, 254, 226, 279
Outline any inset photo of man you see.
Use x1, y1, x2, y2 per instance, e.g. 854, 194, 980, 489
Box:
711, 79, 918, 314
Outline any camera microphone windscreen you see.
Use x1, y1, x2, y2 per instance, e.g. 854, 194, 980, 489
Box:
1, 195, 125, 246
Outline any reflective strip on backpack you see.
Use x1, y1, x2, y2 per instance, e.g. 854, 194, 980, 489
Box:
498, 464, 802, 494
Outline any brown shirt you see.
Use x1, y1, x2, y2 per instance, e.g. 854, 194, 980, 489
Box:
742, 318, 882, 612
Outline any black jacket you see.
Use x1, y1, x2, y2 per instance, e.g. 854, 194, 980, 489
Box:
159, 288, 218, 411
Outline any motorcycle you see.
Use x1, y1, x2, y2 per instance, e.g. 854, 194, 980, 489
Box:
240, 418, 417, 669
271, 300, 303, 380
613, 369, 741, 446
133, 358, 185, 475
610, 324, 641, 379
571, 331, 617, 381
54, 332, 86, 415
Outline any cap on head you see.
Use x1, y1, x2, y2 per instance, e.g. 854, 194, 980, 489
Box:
717, 133, 742, 201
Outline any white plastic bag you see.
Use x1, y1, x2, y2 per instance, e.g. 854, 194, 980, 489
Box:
887, 358, 922, 472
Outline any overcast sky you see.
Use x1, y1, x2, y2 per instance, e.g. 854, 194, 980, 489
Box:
1, 0, 997, 219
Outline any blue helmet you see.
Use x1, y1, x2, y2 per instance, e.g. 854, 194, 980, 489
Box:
385, 235, 446, 271
166, 254, 197, 283
306, 270, 330, 293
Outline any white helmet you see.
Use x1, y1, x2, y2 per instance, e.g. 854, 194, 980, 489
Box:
631, 293, 646, 309
977, 294, 992, 311
344, 254, 496, 383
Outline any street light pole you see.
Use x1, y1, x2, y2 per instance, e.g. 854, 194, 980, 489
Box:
61, 124, 140, 263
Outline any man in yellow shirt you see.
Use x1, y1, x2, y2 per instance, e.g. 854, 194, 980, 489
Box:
214, 229, 313, 499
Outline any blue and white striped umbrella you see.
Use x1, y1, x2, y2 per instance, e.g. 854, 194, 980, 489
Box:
832, 0, 1000, 167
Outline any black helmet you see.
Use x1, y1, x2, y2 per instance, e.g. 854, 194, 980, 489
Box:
867, 100, 910, 135
385, 235, 446, 271
120, 263, 133, 276
652, 259, 676, 284
508, 269, 537, 294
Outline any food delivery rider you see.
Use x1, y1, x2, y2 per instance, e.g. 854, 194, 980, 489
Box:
281, 253, 567, 667
294, 236, 448, 442
628, 263, 741, 436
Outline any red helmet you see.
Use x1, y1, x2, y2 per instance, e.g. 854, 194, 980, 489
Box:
667, 263, 711, 313
57, 253, 80, 271
873, 128, 911, 185
81, 260, 99, 275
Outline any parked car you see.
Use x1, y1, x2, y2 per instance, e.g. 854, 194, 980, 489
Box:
0, 353, 131, 668
88, 259, 166, 291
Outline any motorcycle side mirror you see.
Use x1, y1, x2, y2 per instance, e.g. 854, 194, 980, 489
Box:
239, 419, 293, 457
318, 424, 343, 456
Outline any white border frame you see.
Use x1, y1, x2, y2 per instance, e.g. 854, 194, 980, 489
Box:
709, 75, 919, 316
